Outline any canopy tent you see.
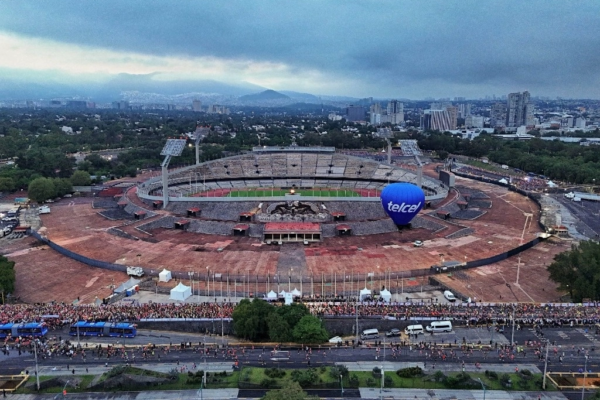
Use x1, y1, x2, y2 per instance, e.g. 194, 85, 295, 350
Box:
170, 282, 192, 301
547, 180, 557, 188
266, 290, 277, 301
159, 268, 172, 282
359, 287, 372, 301
114, 278, 140, 294
291, 288, 302, 298
279, 290, 287, 298
380, 289, 392, 303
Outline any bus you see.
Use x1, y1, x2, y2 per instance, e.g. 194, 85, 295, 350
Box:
270, 350, 290, 361
0, 322, 48, 339
69, 322, 137, 338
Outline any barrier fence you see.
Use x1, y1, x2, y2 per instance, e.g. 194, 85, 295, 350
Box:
29, 229, 544, 299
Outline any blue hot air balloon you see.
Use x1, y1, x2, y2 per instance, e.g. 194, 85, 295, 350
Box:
380, 183, 425, 225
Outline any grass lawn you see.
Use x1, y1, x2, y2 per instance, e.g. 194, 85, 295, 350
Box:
226, 188, 362, 197
240, 366, 339, 387
350, 370, 550, 391
17, 375, 96, 394
463, 159, 507, 173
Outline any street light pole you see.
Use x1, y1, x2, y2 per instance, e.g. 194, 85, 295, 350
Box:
582, 354, 589, 400
380, 366, 384, 400
542, 340, 550, 389
34, 340, 40, 391
478, 378, 486, 400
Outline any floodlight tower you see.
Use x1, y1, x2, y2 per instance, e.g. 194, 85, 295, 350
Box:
160, 138, 187, 208
193, 126, 210, 165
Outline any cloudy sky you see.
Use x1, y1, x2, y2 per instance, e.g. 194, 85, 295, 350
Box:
0, 0, 599, 99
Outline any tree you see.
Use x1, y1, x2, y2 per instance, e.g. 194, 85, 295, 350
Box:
231, 299, 273, 341
292, 315, 329, 343
53, 178, 73, 197
0, 256, 16, 303
267, 312, 291, 342
0, 177, 15, 192
28, 177, 56, 203
261, 380, 319, 400
547, 241, 600, 302
70, 170, 91, 186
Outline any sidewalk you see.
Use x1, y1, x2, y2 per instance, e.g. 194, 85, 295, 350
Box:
340, 361, 542, 374
360, 388, 567, 400
36, 361, 233, 376
6, 389, 238, 400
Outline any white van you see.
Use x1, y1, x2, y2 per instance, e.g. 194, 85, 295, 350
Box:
404, 324, 424, 335
360, 328, 380, 340
444, 290, 457, 302
426, 321, 453, 333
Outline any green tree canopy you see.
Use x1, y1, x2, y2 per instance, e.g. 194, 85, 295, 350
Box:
547, 241, 600, 302
70, 170, 91, 186
292, 315, 329, 344
261, 380, 319, 400
27, 177, 56, 203
0, 255, 16, 303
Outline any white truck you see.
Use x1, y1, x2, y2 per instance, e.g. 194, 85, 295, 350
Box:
38, 206, 51, 214
127, 266, 144, 277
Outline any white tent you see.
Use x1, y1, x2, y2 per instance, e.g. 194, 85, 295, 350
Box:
266, 290, 277, 301
380, 289, 392, 303
279, 290, 287, 298
159, 268, 172, 283
291, 288, 302, 298
170, 282, 191, 301
359, 287, 372, 301
547, 180, 557, 188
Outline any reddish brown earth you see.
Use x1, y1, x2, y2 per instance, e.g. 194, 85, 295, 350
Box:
0, 166, 568, 304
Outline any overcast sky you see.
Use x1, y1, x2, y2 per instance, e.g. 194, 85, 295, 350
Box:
1, 0, 599, 99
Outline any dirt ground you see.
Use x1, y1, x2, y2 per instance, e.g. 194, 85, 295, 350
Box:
0, 167, 568, 304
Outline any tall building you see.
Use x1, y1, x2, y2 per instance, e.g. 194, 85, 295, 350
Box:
386, 100, 404, 124
192, 99, 202, 112
491, 103, 507, 128
506, 91, 534, 127
345, 105, 366, 122
112, 100, 130, 110
421, 110, 453, 131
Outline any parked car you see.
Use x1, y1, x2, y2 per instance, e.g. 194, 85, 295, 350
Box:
414, 240, 423, 247
385, 328, 401, 337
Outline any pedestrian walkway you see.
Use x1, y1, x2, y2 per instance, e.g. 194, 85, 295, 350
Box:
36, 362, 233, 376
340, 361, 542, 374
5, 389, 239, 399
360, 388, 567, 400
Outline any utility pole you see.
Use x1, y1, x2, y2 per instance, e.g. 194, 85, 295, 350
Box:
511, 304, 516, 346
34, 340, 40, 391
542, 340, 550, 389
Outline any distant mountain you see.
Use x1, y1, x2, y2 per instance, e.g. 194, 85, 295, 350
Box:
239, 90, 290, 102
280, 90, 321, 104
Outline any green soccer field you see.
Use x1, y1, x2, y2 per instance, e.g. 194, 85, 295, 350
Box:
225, 188, 363, 197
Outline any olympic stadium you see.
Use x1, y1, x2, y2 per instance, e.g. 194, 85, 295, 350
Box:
7, 141, 567, 306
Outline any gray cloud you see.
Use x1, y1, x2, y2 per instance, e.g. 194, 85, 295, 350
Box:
0, 0, 599, 98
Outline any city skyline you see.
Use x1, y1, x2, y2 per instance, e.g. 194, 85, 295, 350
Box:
0, 1, 600, 100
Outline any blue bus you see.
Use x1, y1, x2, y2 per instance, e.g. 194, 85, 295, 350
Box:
0, 322, 49, 339
69, 322, 137, 338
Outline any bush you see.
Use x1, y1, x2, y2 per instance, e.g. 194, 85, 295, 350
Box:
384, 375, 393, 387
260, 378, 278, 388
291, 368, 320, 388
396, 366, 423, 378
166, 368, 179, 381
330, 365, 349, 379
349, 374, 359, 387
500, 373, 512, 388
366, 377, 376, 387
264, 368, 286, 379
320, 365, 327, 373
433, 371, 446, 382
485, 370, 498, 380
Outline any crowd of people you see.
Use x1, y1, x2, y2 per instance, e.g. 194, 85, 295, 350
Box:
0, 302, 236, 327
1, 301, 600, 327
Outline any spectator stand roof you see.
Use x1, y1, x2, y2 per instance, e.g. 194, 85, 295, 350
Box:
233, 224, 249, 231
264, 222, 321, 233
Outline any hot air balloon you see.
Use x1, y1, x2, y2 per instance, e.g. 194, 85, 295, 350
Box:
380, 183, 425, 226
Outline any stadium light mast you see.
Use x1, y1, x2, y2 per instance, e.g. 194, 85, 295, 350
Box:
159, 138, 186, 208
193, 126, 209, 165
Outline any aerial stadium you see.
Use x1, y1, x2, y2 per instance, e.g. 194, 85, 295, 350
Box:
9, 134, 567, 307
